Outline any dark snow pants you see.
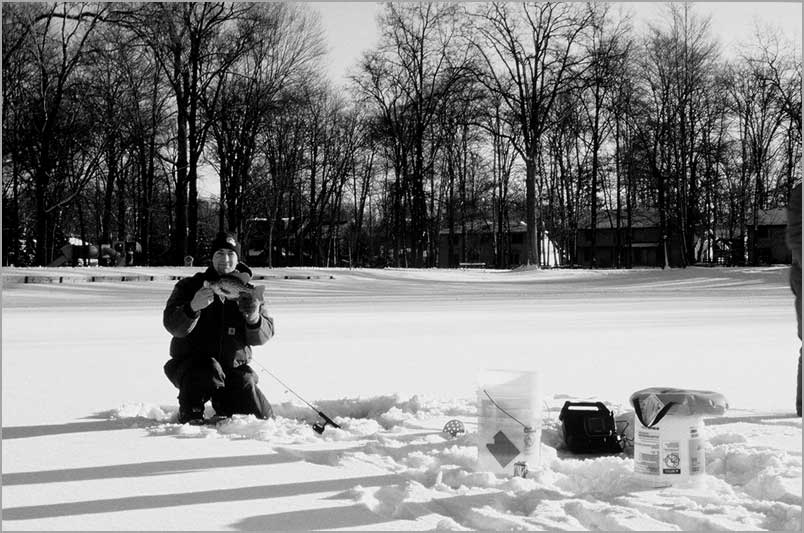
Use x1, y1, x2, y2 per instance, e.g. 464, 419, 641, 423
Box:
164, 357, 273, 419
789, 183, 802, 416
792, 260, 801, 415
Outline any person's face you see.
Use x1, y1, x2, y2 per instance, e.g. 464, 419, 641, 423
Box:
212, 249, 238, 275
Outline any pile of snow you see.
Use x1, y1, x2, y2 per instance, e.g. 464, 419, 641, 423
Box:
104, 393, 801, 531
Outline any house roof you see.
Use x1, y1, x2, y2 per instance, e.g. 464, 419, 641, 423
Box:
583, 207, 789, 229
437, 207, 788, 235
579, 208, 661, 229
439, 221, 527, 235
441, 210, 663, 233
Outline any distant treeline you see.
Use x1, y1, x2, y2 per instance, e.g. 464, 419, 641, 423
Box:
2, 2, 801, 267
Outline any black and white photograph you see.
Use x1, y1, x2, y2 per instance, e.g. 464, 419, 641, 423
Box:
2, 1, 802, 530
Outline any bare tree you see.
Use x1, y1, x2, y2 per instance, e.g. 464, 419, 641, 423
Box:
117, 33, 173, 265
4, 2, 799, 270
302, 84, 355, 265
124, 2, 255, 263
355, 3, 472, 267
4, 3, 113, 265
472, 2, 592, 266
579, 3, 631, 267
545, 91, 588, 265
483, 92, 519, 268
346, 112, 380, 267
751, 30, 802, 202
730, 57, 786, 264
629, 4, 718, 268
206, 3, 325, 240
260, 94, 309, 267
2, 3, 38, 264
354, 47, 411, 266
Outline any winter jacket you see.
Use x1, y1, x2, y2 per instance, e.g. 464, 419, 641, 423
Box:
163, 266, 274, 372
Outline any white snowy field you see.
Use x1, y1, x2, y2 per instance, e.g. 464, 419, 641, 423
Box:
1, 265, 801, 531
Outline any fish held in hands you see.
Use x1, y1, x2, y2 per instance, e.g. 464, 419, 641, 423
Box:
204, 275, 265, 302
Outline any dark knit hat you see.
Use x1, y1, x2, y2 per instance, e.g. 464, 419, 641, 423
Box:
211, 231, 240, 256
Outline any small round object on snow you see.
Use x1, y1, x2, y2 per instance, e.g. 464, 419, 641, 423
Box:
443, 419, 466, 438
630, 387, 728, 417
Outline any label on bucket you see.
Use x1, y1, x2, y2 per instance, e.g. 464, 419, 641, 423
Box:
661, 441, 681, 474
486, 430, 520, 467
634, 416, 707, 481
689, 438, 703, 474
476, 402, 540, 474
634, 427, 660, 475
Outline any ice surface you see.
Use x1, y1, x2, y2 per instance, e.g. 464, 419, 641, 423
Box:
1, 266, 800, 530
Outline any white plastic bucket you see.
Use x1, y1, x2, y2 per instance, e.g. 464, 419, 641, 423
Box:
633, 413, 705, 486
476, 369, 541, 476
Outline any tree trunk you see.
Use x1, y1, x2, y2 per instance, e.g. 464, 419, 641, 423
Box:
173, 52, 189, 265
590, 98, 601, 268
102, 134, 117, 244
117, 165, 127, 242
614, 117, 622, 268
34, 165, 50, 265
447, 149, 456, 268
525, 155, 539, 266
186, 44, 200, 259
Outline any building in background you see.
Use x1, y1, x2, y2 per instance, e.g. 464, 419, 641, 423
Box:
576, 209, 683, 268
437, 221, 562, 268
749, 208, 790, 265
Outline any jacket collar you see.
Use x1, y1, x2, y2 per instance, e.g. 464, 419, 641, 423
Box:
202, 266, 221, 282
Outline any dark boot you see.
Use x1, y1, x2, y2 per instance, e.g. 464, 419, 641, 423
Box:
178, 405, 205, 425
176, 358, 226, 419
211, 397, 230, 418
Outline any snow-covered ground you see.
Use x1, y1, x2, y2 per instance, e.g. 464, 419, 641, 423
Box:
2, 265, 801, 530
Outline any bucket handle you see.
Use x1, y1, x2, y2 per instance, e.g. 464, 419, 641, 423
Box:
632, 398, 676, 428
482, 389, 530, 429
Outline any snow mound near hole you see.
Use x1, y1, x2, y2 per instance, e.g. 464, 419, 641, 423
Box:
110, 402, 172, 421
101, 394, 801, 531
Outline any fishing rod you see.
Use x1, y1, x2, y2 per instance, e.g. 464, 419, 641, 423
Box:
252, 360, 341, 434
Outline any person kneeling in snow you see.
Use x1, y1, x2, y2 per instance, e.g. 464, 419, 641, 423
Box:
163, 232, 275, 424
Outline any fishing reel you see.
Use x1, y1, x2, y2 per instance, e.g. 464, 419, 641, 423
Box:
251, 361, 341, 436
312, 411, 341, 434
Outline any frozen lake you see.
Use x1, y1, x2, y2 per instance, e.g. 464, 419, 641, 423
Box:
2, 265, 797, 425
2, 265, 800, 531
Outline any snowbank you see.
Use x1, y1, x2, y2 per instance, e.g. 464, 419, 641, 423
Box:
102, 394, 801, 531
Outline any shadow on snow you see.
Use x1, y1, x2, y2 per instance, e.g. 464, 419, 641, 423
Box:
2, 474, 403, 521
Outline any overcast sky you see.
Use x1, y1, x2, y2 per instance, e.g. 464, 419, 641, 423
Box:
309, 2, 803, 85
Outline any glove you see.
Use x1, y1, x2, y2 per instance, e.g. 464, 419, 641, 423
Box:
189, 287, 215, 313
238, 291, 261, 324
